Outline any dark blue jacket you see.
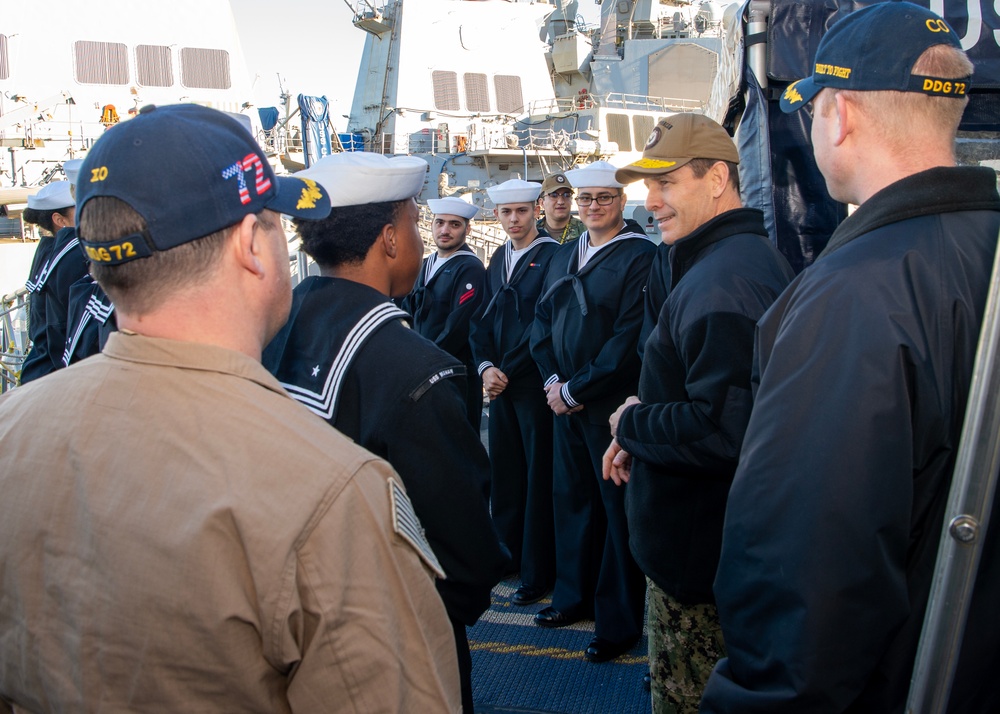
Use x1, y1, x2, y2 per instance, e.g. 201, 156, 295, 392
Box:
530, 221, 655, 426
401, 245, 485, 368
263, 277, 509, 625
470, 235, 561, 390
616, 208, 793, 603
20, 228, 88, 384
703, 167, 1000, 714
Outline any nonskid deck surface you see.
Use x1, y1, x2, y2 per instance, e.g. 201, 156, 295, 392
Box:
474, 409, 651, 713
470, 577, 650, 713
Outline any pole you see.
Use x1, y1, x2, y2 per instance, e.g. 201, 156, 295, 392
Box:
747, 1, 769, 91
905, 227, 1000, 713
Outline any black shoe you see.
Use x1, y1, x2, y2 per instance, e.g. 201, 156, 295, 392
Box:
512, 584, 550, 606
643, 672, 651, 691
584, 636, 639, 663
534, 606, 583, 628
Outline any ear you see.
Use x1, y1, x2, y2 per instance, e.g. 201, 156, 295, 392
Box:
533, 204, 541, 219
52, 211, 73, 230
378, 222, 398, 260
708, 161, 729, 198
233, 213, 265, 278
463, 220, 473, 238
493, 208, 500, 220
833, 92, 852, 147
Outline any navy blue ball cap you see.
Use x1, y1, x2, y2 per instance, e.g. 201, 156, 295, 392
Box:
780, 2, 969, 113
76, 103, 331, 265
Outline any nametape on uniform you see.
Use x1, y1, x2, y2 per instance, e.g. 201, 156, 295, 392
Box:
409, 366, 465, 401
388, 477, 445, 579
79, 232, 154, 265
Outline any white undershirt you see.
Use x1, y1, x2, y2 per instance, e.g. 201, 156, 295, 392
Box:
507, 245, 533, 280
427, 251, 463, 280
578, 230, 632, 269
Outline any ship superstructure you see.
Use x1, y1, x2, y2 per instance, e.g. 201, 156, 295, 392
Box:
0, 0, 257, 190
344, 0, 732, 255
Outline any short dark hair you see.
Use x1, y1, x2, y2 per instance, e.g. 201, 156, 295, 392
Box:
293, 200, 405, 269
687, 158, 741, 194
81, 196, 232, 314
22, 206, 73, 235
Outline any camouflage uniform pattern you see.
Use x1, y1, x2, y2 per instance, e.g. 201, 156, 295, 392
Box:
647, 578, 726, 714
537, 216, 586, 244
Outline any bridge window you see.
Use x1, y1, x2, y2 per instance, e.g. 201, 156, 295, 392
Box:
495, 75, 524, 114
180, 48, 231, 89
433, 71, 460, 111
633, 115, 655, 149
0, 35, 8, 80
606, 113, 632, 151
74, 41, 129, 85
464, 73, 490, 112
136, 45, 173, 88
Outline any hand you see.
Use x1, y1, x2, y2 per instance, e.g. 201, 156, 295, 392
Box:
609, 396, 641, 438
482, 367, 509, 399
545, 382, 583, 415
602, 439, 632, 486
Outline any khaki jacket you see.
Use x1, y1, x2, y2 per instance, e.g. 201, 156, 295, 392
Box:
0, 333, 460, 713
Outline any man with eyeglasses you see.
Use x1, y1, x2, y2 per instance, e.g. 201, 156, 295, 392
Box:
536, 172, 585, 245
529, 161, 653, 663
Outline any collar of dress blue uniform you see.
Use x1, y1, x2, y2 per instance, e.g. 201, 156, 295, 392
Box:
819, 166, 1000, 260
575, 219, 649, 269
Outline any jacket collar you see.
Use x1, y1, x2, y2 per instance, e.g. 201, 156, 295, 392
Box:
821, 166, 1000, 259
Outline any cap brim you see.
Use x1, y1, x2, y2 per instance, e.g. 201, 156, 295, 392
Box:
779, 77, 822, 113
266, 176, 332, 220
614, 156, 692, 184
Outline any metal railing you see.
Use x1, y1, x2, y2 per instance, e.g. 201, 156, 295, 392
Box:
527, 92, 704, 116
1, 288, 29, 393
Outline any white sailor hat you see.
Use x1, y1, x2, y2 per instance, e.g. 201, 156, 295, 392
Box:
487, 179, 541, 206
564, 160, 625, 189
295, 152, 428, 208
26, 181, 74, 211
428, 196, 479, 220
63, 159, 84, 186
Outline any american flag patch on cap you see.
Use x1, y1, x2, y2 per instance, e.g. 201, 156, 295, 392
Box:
389, 477, 445, 578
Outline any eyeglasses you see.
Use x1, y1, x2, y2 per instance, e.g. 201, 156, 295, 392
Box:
546, 191, 573, 201
576, 193, 620, 206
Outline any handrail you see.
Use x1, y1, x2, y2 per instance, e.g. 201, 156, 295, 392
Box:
905, 226, 1000, 713
1, 288, 30, 393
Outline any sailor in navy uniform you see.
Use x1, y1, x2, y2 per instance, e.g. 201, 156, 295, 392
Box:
261, 153, 508, 714
529, 161, 654, 663
400, 196, 486, 429
20, 165, 89, 384
470, 179, 561, 607
62, 274, 116, 367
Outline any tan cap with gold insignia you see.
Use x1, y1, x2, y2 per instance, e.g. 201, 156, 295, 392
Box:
540, 173, 572, 197
615, 113, 739, 184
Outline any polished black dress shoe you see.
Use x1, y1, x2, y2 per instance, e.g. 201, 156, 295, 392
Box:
584, 636, 640, 663
511, 584, 550, 606
534, 606, 583, 628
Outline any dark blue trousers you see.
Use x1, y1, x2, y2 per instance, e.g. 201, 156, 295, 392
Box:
487, 386, 555, 590
551, 412, 645, 643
